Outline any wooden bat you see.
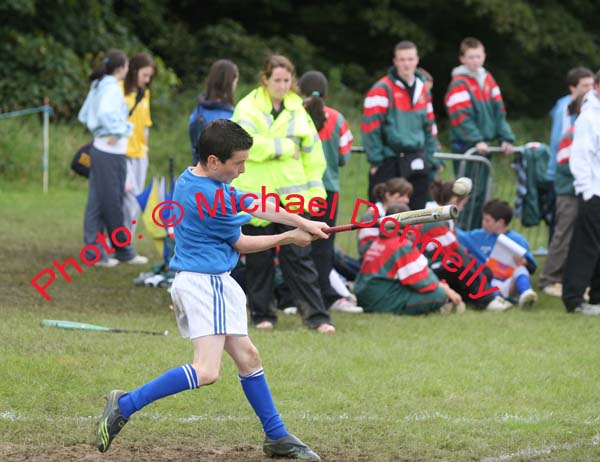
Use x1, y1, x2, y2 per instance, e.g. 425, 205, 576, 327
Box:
325, 205, 459, 233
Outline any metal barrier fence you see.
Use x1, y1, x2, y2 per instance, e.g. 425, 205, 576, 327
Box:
336, 146, 549, 257
0, 100, 53, 192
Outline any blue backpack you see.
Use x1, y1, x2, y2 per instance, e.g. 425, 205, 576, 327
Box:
188, 100, 234, 164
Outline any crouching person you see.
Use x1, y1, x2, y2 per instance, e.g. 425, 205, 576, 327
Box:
354, 204, 462, 315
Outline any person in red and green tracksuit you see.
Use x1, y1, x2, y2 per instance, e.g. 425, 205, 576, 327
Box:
298, 70, 361, 313
356, 177, 413, 259
354, 205, 461, 315
539, 94, 584, 293
444, 37, 515, 230
361, 40, 440, 210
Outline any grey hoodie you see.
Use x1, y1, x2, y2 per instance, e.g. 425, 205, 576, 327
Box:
451, 65, 488, 90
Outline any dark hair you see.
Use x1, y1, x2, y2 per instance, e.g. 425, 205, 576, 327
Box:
89, 49, 128, 82
394, 40, 418, 53
566, 67, 594, 88
124, 53, 156, 94
196, 119, 253, 166
459, 37, 484, 55
372, 177, 413, 202
595, 69, 600, 85
385, 203, 410, 215
299, 71, 328, 131
430, 179, 461, 205
204, 59, 239, 106
483, 199, 513, 225
261, 54, 297, 92
568, 93, 586, 117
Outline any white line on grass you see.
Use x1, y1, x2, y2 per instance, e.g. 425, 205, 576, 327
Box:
480, 434, 600, 462
2, 410, 600, 426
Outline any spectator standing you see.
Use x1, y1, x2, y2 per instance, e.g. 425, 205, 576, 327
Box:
189, 59, 239, 165
232, 55, 335, 333
362, 41, 440, 209
444, 37, 515, 230
78, 49, 147, 267
547, 67, 594, 182
122, 53, 155, 235
539, 95, 585, 296
562, 76, 600, 315
298, 70, 361, 313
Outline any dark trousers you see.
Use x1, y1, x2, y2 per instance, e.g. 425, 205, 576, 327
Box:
452, 158, 487, 230
310, 191, 340, 307
243, 222, 333, 328
562, 196, 600, 311
432, 255, 496, 309
83, 146, 135, 262
368, 154, 430, 210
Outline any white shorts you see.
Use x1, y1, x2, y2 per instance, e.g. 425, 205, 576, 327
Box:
491, 266, 530, 298
170, 271, 248, 339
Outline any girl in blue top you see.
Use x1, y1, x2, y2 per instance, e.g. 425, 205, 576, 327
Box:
78, 49, 147, 266
189, 59, 239, 165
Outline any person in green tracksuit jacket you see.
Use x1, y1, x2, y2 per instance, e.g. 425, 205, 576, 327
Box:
444, 37, 515, 230
361, 40, 440, 210
354, 204, 461, 315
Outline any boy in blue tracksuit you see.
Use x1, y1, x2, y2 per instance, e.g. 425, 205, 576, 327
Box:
457, 199, 538, 307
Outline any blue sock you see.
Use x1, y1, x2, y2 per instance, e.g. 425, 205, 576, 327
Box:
118, 364, 199, 419
515, 274, 531, 295
239, 368, 288, 440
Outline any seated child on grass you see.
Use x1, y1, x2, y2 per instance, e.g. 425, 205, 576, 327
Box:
354, 204, 463, 315
456, 199, 538, 307
420, 180, 513, 312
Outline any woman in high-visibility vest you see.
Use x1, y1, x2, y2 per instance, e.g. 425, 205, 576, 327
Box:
232, 55, 335, 334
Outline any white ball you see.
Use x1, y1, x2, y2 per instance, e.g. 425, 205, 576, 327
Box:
452, 177, 473, 196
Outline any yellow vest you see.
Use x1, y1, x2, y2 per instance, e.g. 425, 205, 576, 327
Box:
232, 87, 326, 226
120, 81, 153, 158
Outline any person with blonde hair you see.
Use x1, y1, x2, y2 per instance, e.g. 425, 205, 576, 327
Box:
232, 55, 335, 333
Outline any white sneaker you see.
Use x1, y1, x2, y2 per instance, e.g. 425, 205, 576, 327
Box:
584, 287, 591, 302
126, 255, 149, 265
144, 274, 165, 287
282, 306, 298, 315
542, 283, 562, 297
329, 297, 364, 313
95, 258, 119, 268
574, 303, 600, 316
485, 296, 513, 312
519, 288, 538, 307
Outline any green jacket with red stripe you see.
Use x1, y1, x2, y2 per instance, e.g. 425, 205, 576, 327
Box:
361, 67, 439, 168
354, 233, 443, 314
554, 127, 576, 196
319, 105, 353, 192
444, 65, 514, 149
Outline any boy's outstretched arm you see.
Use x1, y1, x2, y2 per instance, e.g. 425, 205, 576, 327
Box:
233, 228, 315, 254
232, 199, 330, 254
248, 198, 330, 238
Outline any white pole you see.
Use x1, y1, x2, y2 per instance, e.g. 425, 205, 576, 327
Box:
43, 97, 49, 193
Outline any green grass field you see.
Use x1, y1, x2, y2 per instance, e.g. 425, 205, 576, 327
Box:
2, 185, 600, 461
2, 95, 598, 461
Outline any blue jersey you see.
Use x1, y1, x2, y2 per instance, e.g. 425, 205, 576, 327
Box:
169, 168, 253, 273
456, 228, 537, 271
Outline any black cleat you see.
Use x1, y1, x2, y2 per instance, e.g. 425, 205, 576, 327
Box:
96, 390, 128, 453
263, 434, 321, 461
